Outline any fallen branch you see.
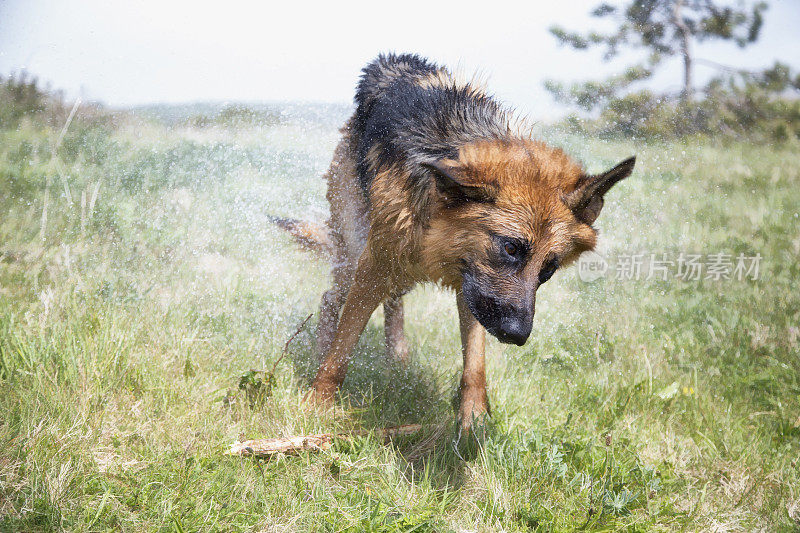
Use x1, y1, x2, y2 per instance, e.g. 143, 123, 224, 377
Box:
228, 424, 424, 457
268, 312, 313, 376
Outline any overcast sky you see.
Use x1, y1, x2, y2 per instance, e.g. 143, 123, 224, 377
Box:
1, 0, 799, 118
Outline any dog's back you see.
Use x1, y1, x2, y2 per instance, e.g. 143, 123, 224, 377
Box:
351, 53, 512, 200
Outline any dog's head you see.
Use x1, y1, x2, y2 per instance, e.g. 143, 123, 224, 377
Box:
422, 140, 635, 345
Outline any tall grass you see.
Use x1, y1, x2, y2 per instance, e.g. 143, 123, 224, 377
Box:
0, 96, 798, 530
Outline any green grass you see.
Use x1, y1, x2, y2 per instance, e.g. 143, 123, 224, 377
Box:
1, 105, 798, 531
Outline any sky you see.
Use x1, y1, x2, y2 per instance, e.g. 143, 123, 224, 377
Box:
1, 0, 799, 118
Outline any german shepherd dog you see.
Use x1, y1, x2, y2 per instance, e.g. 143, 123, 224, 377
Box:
279, 53, 635, 430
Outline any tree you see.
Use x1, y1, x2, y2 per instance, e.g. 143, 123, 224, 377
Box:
548, 0, 768, 103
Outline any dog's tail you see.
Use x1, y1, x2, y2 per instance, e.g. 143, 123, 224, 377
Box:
268, 216, 332, 257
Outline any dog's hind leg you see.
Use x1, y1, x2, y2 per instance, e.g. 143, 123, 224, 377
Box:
316, 120, 367, 360
316, 244, 354, 360
383, 295, 409, 363
311, 252, 389, 402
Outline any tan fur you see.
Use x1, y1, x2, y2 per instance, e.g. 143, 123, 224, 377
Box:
456, 292, 488, 427
415, 70, 487, 98
311, 126, 624, 432
364, 139, 597, 289
315, 120, 368, 360
316, 120, 411, 362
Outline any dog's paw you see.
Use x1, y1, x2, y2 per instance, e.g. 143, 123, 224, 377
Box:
303, 383, 336, 410
387, 339, 410, 364
452, 395, 493, 458
456, 389, 491, 434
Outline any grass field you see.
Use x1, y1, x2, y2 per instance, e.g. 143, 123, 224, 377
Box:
1, 103, 799, 531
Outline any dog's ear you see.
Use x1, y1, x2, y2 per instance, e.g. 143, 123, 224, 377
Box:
422, 160, 497, 204
566, 156, 635, 225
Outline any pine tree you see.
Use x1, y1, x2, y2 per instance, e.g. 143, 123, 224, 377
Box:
548, 0, 768, 104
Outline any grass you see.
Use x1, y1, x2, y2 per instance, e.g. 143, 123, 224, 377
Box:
0, 102, 799, 531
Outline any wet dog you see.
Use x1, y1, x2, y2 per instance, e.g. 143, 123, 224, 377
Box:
278, 53, 635, 430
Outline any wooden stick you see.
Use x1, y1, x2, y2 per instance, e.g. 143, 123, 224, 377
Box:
268, 313, 313, 376
228, 424, 424, 457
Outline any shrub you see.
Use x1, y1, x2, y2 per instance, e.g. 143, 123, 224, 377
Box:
549, 62, 800, 143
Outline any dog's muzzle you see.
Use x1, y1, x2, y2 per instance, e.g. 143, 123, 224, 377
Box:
461, 271, 534, 346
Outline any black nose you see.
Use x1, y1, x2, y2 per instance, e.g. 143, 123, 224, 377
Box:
495, 316, 532, 346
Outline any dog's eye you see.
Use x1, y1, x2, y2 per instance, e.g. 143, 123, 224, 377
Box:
497, 236, 527, 262
538, 258, 559, 284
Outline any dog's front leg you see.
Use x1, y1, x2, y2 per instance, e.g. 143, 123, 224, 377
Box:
456, 291, 489, 431
309, 252, 388, 404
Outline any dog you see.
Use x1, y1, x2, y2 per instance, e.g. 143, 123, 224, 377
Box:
277, 53, 635, 430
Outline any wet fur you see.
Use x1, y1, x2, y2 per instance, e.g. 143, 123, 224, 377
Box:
350, 55, 599, 286
304, 53, 635, 427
